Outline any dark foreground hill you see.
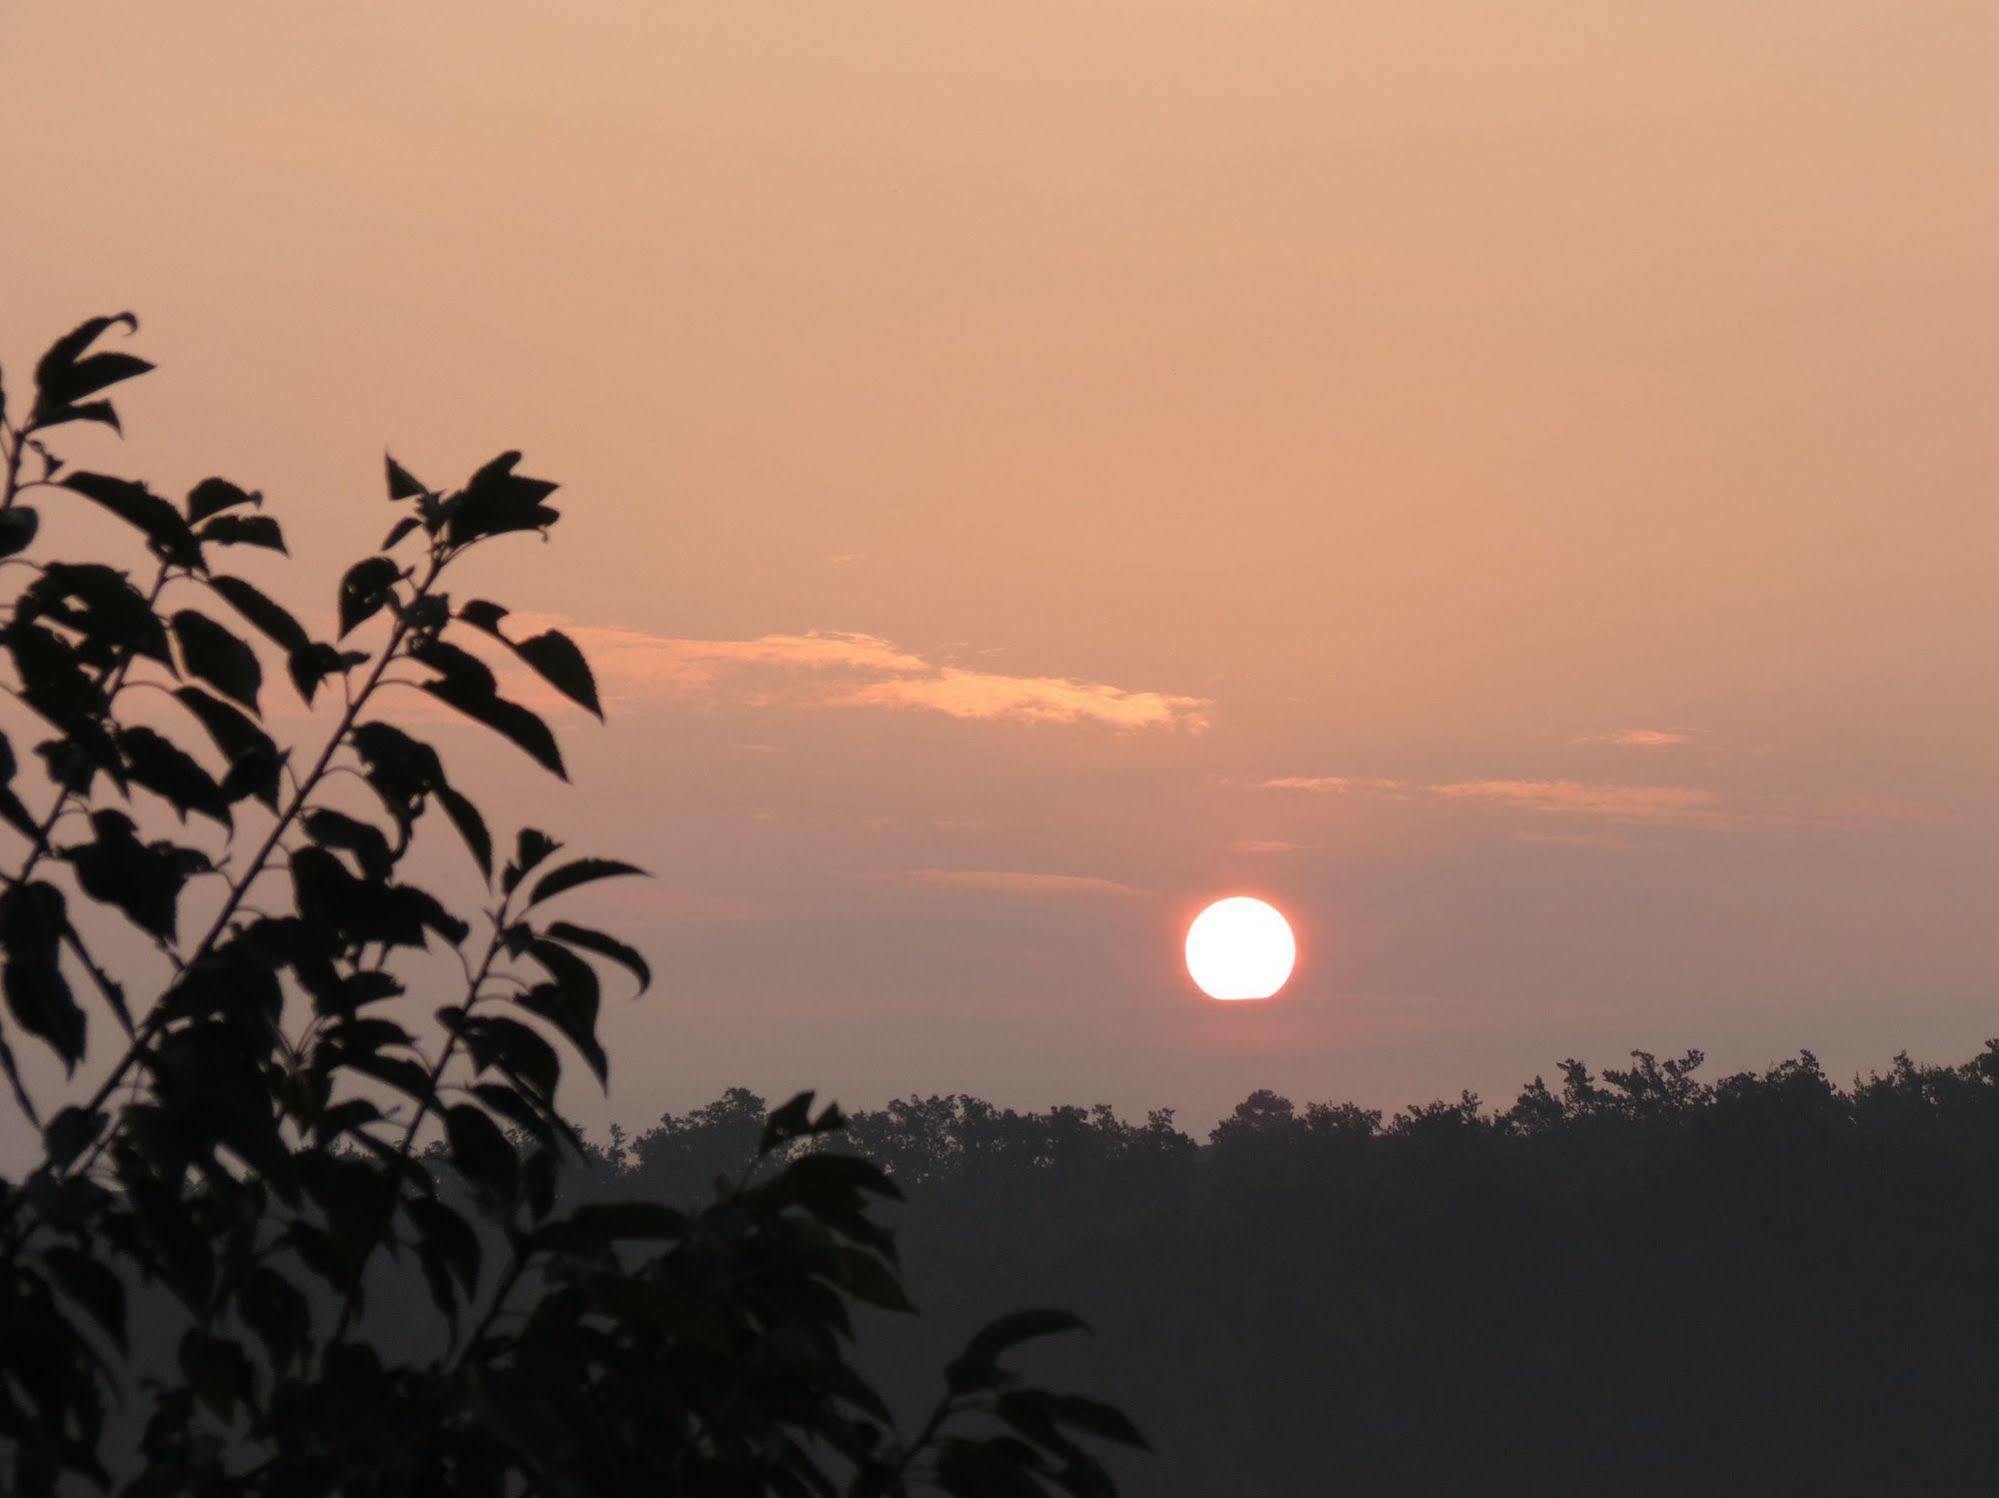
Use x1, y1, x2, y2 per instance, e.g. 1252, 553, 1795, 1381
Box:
595, 1046, 1999, 1498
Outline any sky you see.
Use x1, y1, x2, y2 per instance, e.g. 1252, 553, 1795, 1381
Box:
3, 0, 1997, 1142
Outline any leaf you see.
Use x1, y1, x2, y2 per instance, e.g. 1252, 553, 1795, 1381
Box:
23, 561, 171, 665
456, 1015, 562, 1101
9, 619, 106, 732
207, 573, 311, 655
237, 1266, 309, 1372
303, 808, 395, 881
63, 808, 210, 939
1035, 1393, 1148, 1449
338, 555, 402, 637
457, 603, 602, 718
434, 783, 492, 880
347, 721, 445, 830
31, 313, 146, 429
381, 515, 421, 551
196, 513, 286, 553
170, 609, 261, 711
185, 477, 261, 524
288, 641, 366, 705
177, 1329, 254, 1421
420, 677, 566, 778
0, 506, 38, 558
41, 1246, 128, 1351
946, 1311, 1091, 1395
516, 982, 606, 1088
117, 727, 233, 829
61, 472, 203, 570
502, 828, 561, 896
385, 453, 428, 501
0, 882, 85, 1070
174, 686, 282, 809
443, 451, 561, 548
527, 857, 646, 908
544, 921, 650, 994
445, 1103, 519, 1205
411, 637, 498, 696
42, 1106, 106, 1170
404, 1195, 482, 1295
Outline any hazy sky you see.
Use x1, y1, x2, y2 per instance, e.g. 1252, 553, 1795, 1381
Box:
4, 0, 1997, 1139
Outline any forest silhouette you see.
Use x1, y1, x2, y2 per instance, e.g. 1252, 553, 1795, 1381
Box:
583, 1046, 1999, 1497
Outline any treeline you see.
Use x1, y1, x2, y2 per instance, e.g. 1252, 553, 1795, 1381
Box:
585, 1046, 1999, 1497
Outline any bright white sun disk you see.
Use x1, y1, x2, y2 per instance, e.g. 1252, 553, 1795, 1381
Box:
1185, 897, 1296, 1001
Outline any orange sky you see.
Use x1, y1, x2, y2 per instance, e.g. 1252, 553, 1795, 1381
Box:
5, 0, 1997, 1138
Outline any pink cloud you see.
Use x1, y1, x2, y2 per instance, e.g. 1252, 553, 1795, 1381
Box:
894, 869, 1147, 897
490, 620, 1207, 731
1573, 728, 1695, 748
1259, 776, 1406, 793
1429, 779, 1728, 824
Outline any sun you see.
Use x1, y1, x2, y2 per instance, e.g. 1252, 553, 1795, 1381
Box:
1185, 896, 1296, 1001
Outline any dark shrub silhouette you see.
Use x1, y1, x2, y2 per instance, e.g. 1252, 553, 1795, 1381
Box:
0, 316, 1142, 1497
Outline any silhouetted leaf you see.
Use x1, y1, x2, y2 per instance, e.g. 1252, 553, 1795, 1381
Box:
185, 477, 261, 523
385, 453, 428, 501
0, 882, 84, 1070
196, 513, 286, 553
0, 506, 39, 558
412, 637, 498, 696
177, 1329, 253, 1421
348, 721, 445, 831
288, 641, 366, 705
527, 857, 645, 908
502, 828, 562, 896
170, 609, 261, 711
206, 573, 311, 655
544, 921, 650, 993
22, 562, 170, 666
303, 808, 395, 881
41, 1247, 127, 1352
61, 473, 202, 569
405, 1195, 481, 1299
457, 602, 602, 717
381, 515, 421, 551
173, 686, 282, 809
10, 619, 108, 732
434, 783, 492, 879
63, 809, 212, 939
338, 555, 401, 637
31, 313, 146, 430
420, 677, 566, 778
445, 1103, 519, 1205
443, 451, 561, 548
117, 726, 233, 829
947, 1312, 1090, 1394
42, 1107, 105, 1171
516, 983, 606, 1088
456, 1015, 562, 1101
237, 1266, 309, 1372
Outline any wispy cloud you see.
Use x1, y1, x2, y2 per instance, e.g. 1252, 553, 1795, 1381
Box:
1259, 776, 1406, 793
1429, 779, 1728, 824
893, 869, 1147, 897
498, 620, 1209, 731
1256, 770, 1929, 833
1511, 829, 1640, 850
1573, 728, 1694, 748
1230, 839, 1310, 853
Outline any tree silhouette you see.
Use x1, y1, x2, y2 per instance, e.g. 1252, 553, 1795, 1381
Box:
0, 315, 1143, 1498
